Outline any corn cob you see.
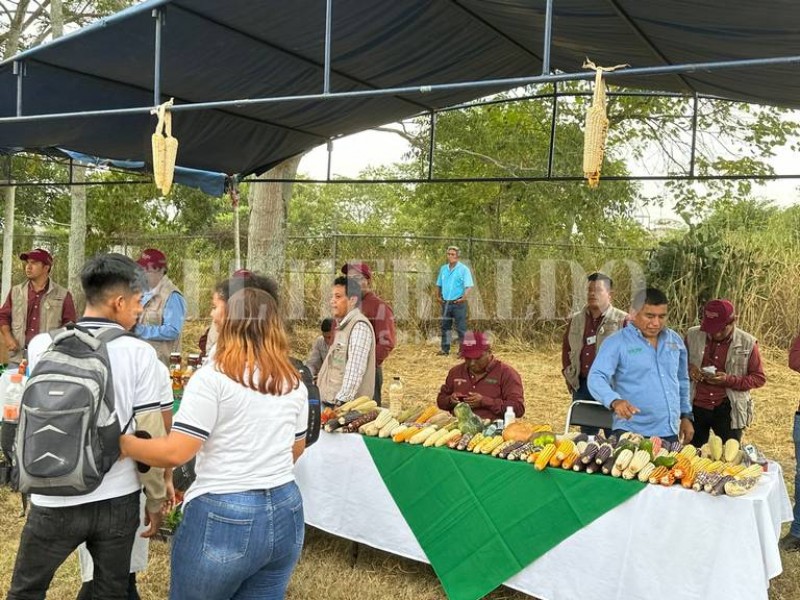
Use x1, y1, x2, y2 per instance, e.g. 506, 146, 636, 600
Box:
710, 474, 734, 496
594, 443, 614, 465
736, 464, 763, 480
393, 425, 421, 443
527, 450, 540, 464
723, 438, 741, 463
705, 460, 725, 474
575, 440, 588, 455
397, 405, 424, 423
481, 436, 506, 455
534, 444, 557, 471
648, 466, 670, 484
385, 422, 405, 438
492, 440, 516, 457
446, 431, 465, 449
692, 471, 710, 492
580, 441, 600, 464
600, 455, 617, 476
585, 459, 601, 474
724, 476, 759, 497
572, 458, 588, 472
703, 472, 724, 493
723, 464, 746, 477
691, 456, 712, 472
424, 428, 450, 448
708, 430, 723, 461
637, 462, 656, 483
474, 435, 496, 454
466, 433, 485, 452
680, 464, 697, 489
415, 406, 439, 424
649, 436, 663, 458
342, 410, 380, 433
436, 429, 462, 448
499, 440, 526, 459
622, 450, 651, 480
549, 452, 563, 468
456, 433, 474, 451
611, 449, 634, 478
561, 449, 581, 470
507, 442, 533, 461
372, 409, 393, 431
671, 457, 692, 480
555, 439, 576, 461
659, 470, 676, 486
409, 426, 438, 445
678, 445, 697, 460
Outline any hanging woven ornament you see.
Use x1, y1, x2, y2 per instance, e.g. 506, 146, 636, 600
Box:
151, 98, 179, 195
582, 59, 627, 188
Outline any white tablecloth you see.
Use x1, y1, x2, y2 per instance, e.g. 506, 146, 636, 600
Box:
295, 434, 792, 600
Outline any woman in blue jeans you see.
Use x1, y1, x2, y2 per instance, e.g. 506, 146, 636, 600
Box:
121, 281, 309, 599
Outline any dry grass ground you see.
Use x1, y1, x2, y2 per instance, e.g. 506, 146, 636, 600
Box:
2, 330, 800, 599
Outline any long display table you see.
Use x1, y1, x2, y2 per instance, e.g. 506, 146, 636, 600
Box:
295, 432, 792, 600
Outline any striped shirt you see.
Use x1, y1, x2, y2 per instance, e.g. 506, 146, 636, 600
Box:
334, 311, 373, 404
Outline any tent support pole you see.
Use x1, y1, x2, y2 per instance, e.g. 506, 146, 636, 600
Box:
547, 82, 558, 177
326, 139, 333, 180
428, 111, 436, 181
323, 0, 333, 94
689, 93, 699, 177
152, 8, 164, 105
13, 61, 25, 116
542, 0, 554, 74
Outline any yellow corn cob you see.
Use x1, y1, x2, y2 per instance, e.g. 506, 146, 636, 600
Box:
466, 433, 485, 452
722, 464, 746, 477
555, 439, 576, 461
705, 460, 725, 474
409, 426, 438, 445
436, 429, 462, 448
492, 440, 516, 457
580, 61, 626, 188
481, 436, 506, 455
393, 425, 421, 443
691, 456, 712, 471
151, 99, 179, 195
648, 466, 670, 484
680, 464, 697, 489
474, 436, 496, 454
549, 452, 563, 468
723, 438, 741, 463
534, 444, 557, 471
736, 464, 764, 480
678, 445, 697, 460
415, 406, 439, 424
708, 430, 723, 461
385, 422, 405, 438
637, 462, 656, 483
424, 428, 450, 448
561, 449, 581, 470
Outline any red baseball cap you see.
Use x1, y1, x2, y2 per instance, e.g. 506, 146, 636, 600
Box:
341, 262, 372, 280
460, 331, 490, 359
700, 299, 736, 334
19, 248, 53, 266
136, 248, 167, 270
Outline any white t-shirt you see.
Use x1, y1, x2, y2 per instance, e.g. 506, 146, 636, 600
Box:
172, 360, 308, 506
27, 319, 167, 508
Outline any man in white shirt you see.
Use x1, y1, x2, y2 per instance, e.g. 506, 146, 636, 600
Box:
7, 253, 168, 600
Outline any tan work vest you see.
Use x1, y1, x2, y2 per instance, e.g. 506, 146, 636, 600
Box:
9, 279, 69, 364
686, 326, 756, 429
318, 308, 376, 404
563, 305, 628, 390
140, 275, 182, 365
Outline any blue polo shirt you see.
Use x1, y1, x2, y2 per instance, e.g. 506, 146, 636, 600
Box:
436, 262, 474, 301
588, 323, 690, 437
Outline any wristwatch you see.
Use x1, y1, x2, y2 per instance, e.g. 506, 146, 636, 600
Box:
680, 412, 695, 422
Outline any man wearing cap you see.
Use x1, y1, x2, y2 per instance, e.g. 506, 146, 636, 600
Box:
436, 246, 474, 356
135, 248, 186, 366
685, 299, 765, 446
0, 248, 76, 368
436, 331, 524, 420
341, 262, 396, 403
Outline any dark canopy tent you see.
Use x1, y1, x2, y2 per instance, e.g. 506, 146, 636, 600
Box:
0, 0, 798, 178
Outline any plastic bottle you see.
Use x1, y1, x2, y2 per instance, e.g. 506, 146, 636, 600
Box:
2, 373, 24, 424
504, 406, 516, 429
169, 353, 183, 392
388, 376, 404, 416
182, 354, 200, 387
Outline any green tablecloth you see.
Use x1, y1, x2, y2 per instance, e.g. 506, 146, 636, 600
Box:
363, 437, 645, 600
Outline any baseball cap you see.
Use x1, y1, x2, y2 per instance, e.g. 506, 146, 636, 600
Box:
341, 262, 372, 280
700, 299, 736, 334
19, 248, 53, 266
136, 248, 167, 270
460, 331, 490, 359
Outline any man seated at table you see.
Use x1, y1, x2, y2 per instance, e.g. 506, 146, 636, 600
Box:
588, 287, 694, 443
436, 330, 525, 420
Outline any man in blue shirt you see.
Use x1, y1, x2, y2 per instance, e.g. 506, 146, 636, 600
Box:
588, 287, 694, 442
135, 248, 186, 366
436, 246, 474, 356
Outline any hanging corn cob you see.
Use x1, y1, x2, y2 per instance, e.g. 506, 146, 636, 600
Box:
582, 59, 627, 188
151, 98, 179, 195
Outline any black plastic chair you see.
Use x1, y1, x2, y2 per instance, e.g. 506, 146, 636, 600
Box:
563, 400, 613, 435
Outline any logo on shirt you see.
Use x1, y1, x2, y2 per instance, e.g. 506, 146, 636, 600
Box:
627, 347, 643, 355
485, 378, 497, 384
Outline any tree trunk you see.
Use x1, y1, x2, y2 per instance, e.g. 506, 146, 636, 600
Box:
247, 155, 303, 276
68, 165, 86, 312
50, 0, 64, 39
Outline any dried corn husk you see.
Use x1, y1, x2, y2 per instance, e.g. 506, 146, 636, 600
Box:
151, 98, 178, 195
582, 59, 627, 188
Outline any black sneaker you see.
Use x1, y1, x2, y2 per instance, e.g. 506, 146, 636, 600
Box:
779, 534, 800, 552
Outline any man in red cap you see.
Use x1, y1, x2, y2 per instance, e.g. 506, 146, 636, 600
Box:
685, 299, 765, 446
340, 262, 396, 404
135, 248, 186, 366
436, 330, 524, 420
0, 248, 76, 368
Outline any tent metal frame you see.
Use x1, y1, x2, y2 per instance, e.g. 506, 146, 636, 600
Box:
1, 0, 799, 187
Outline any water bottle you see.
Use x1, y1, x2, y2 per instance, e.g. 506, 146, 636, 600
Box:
1, 373, 24, 463
504, 406, 516, 428
388, 377, 404, 417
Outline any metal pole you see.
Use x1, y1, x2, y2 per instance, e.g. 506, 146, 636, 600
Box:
542, 0, 554, 74
689, 93, 699, 177
326, 139, 333, 180
428, 111, 436, 181
152, 8, 164, 106
547, 82, 558, 177
323, 0, 333, 94
13, 61, 24, 116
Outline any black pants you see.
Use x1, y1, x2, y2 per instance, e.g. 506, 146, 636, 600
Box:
76, 573, 139, 600
8, 491, 140, 600
692, 401, 742, 447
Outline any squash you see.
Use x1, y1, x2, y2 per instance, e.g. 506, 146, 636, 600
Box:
453, 402, 484, 435
502, 421, 535, 442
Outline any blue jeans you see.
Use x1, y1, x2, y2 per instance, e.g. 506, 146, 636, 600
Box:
791, 413, 800, 537
170, 482, 304, 600
440, 302, 467, 354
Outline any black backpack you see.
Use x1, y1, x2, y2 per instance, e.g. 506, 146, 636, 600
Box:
292, 358, 321, 447
13, 325, 134, 496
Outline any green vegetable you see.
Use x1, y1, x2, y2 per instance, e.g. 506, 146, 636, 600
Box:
453, 402, 484, 435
